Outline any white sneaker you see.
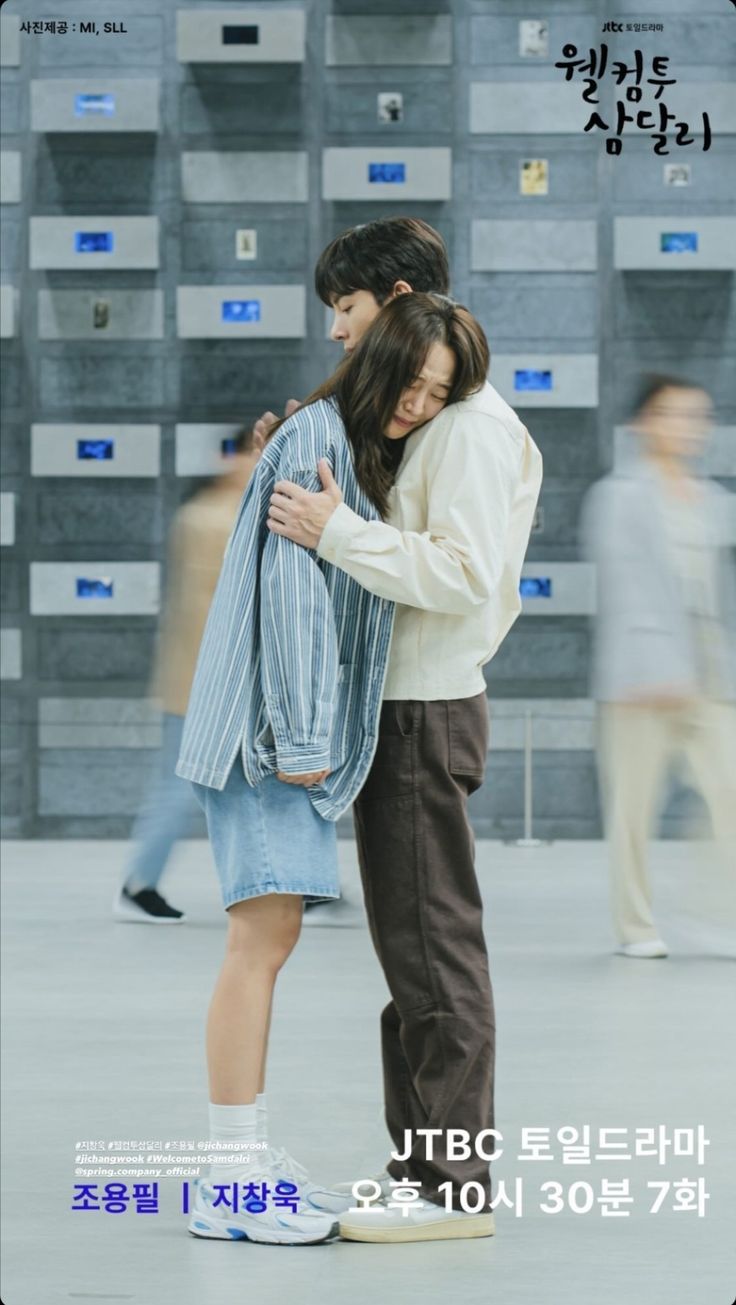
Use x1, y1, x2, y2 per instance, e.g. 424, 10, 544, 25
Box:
265, 1147, 355, 1214
188, 1165, 338, 1245
339, 1197, 495, 1244
616, 939, 669, 959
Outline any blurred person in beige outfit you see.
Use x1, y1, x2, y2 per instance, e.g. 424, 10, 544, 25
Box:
114, 426, 264, 923
582, 375, 736, 959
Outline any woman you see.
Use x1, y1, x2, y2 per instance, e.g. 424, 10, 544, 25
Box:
176, 293, 490, 1245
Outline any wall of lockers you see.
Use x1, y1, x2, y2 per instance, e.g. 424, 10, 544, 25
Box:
1, 0, 735, 838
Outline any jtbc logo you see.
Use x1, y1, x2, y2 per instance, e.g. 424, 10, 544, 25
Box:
602, 21, 624, 31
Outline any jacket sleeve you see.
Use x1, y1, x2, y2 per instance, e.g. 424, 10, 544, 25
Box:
260, 469, 340, 775
316, 411, 531, 616
581, 478, 652, 622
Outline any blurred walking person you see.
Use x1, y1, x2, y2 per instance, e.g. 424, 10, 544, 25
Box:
583, 375, 736, 958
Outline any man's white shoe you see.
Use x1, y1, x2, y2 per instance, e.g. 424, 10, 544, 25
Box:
188, 1169, 338, 1245
339, 1197, 495, 1244
616, 939, 669, 959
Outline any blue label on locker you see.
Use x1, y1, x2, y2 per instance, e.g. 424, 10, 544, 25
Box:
222, 25, 259, 44
369, 163, 406, 184
660, 232, 698, 254
221, 438, 238, 456
520, 577, 552, 598
222, 300, 261, 323
514, 369, 552, 392
77, 439, 115, 461
75, 232, 114, 254
76, 577, 114, 599
75, 93, 116, 117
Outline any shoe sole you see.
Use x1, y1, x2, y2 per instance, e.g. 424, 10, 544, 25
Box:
616, 948, 668, 959
112, 896, 185, 924
114, 913, 185, 924
339, 1213, 495, 1244
188, 1213, 339, 1245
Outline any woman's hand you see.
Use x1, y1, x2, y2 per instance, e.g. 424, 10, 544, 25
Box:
276, 769, 330, 787
267, 460, 344, 549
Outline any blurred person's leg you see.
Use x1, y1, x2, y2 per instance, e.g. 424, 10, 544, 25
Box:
677, 700, 736, 932
353, 695, 495, 1211
123, 712, 195, 894
598, 704, 675, 946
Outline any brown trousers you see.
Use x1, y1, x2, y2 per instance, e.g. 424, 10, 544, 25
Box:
353, 692, 495, 1209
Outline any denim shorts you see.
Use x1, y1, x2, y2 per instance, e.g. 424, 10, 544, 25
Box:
192, 759, 339, 911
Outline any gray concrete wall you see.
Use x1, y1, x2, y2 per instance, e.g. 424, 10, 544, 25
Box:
1, 0, 734, 838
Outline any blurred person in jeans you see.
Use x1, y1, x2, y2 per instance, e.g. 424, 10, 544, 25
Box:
114, 425, 265, 923
582, 375, 736, 959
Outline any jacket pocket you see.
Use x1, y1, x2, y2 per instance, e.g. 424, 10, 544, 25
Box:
447, 695, 489, 792
356, 701, 416, 802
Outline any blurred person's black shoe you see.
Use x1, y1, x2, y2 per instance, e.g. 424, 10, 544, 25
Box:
113, 886, 185, 924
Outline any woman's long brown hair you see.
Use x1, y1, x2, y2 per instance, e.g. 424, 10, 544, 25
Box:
267, 292, 490, 518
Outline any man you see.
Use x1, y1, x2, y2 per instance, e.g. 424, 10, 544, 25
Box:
582, 374, 736, 959
267, 218, 543, 1242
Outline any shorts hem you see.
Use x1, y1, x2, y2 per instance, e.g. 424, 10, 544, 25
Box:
222, 884, 341, 909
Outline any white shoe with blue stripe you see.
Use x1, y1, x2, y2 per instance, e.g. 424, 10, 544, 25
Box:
187, 1155, 339, 1245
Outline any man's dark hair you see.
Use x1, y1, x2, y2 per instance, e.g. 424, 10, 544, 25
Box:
629, 373, 702, 419
315, 217, 450, 306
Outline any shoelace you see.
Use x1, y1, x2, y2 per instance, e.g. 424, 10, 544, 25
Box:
266, 1147, 310, 1185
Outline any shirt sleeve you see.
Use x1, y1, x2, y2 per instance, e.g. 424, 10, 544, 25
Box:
260, 469, 340, 775
317, 411, 525, 616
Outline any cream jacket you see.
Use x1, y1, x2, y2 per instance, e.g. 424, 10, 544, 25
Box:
317, 381, 543, 700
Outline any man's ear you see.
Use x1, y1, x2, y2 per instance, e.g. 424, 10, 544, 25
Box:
390, 280, 413, 299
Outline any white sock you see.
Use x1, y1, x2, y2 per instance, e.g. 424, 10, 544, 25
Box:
207, 1101, 257, 1184
256, 1093, 268, 1148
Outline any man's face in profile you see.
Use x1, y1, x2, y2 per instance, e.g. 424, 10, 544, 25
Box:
328, 290, 383, 353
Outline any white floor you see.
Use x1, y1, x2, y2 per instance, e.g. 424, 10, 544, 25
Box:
1, 838, 734, 1305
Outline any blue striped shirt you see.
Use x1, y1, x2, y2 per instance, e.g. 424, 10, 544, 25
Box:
175, 397, 396, 821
